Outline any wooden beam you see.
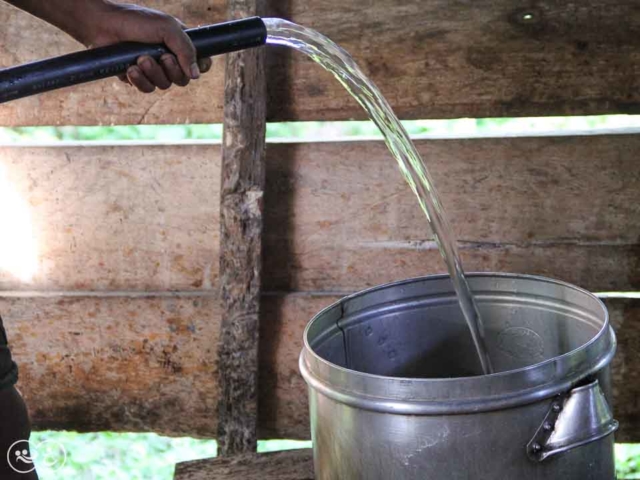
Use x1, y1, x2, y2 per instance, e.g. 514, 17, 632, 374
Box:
174, 449, 314, 480
216, 0, 267, 456
262, 137, 640, 292
4, 1, 640, 124
1, 134, 640, 293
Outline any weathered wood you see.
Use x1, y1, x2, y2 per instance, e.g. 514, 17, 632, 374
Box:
0, 293, 637, 442
258, 294, 333, 439
174, 449, 314, 480
216, 0, 267, 456
3, 1, 640, 124
0, 294, 222, 436
1, 134, 639, 293
0, 144, 220, 291
604, 298, 640, 443
263, 136, 640, 292
1, 134, 640, 292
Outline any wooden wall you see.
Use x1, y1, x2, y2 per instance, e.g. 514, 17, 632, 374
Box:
0, 0, 639, 444
3, 0, 640, 125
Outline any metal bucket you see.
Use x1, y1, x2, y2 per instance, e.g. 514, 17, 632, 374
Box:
300, 273, 618, 479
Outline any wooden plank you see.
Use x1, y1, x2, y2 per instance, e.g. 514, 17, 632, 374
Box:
0, 145, 220, 291
258, 294, 333, 439
3, 1, 640, 124
0, 294, 222, 436
265, 243, 640, 293
216, 0, 267, 456
1, 134, 639, 293
604, 298, 640, 443
264, 0, 640, 121
263, 136, 640, 292
0, 293, 637, 442
174, 449, 314, 480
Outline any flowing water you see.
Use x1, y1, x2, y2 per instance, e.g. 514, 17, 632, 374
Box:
264, 18, 494, 374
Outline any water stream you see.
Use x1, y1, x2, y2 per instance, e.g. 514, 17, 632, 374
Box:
264, 18, 493, 374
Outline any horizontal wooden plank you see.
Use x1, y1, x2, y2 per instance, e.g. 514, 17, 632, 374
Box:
263, 136, 640, 292
3, 1, 640, 124
604, 298, 640, 443
264, 0, 640, 121
0, 294, 222, 436
2, 134, 639, 293
0, 145, 220, 290
0, 293, 335, 437
258, 294, 334, 439
1, 293, 635, 442
174, 450, 314, 480
265, 243, 640, 294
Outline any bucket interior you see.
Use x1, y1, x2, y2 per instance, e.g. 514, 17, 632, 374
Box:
308, 275, 607, 378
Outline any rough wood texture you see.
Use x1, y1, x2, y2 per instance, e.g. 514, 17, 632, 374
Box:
0, 135, 638, 439
0, 293, 637, 442
258, 294, 333, 439
0, 294, 222, 435
0, 145, 220, 291
264, 0, 640, 121
263, 136, 640, 292
216, 0, 267, 456
1, 134, 639, 294
3, 1, 640, 124
605, 298, 640, 443
174, 449, 314, 480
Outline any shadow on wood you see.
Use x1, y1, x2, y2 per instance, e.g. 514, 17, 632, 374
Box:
174, 449, 314, 479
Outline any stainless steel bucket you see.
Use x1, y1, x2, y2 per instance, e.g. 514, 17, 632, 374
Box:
300, 273, 618, 479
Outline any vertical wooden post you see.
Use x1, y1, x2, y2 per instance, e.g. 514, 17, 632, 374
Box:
216, 0, 267, 457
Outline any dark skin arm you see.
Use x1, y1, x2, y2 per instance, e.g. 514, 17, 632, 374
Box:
5, 0, 212, 93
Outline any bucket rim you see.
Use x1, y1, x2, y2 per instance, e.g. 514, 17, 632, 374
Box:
299, 272, 616, 414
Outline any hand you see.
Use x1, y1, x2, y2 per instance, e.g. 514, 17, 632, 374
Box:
81, 2, 213, 93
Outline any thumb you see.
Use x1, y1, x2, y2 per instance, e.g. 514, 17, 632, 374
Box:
163, 27, 199, 80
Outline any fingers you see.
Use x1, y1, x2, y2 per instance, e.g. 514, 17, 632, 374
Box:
126, 55, 212, 93
117, 73, 131, 85
198, 57, 213, 74
160, 54, 190, 87
137, 55, 172, 90
162, 26, 199, 80
126, 65, 155, 93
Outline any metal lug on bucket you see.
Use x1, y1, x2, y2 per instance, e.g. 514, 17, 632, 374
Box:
527, 379, 618, 462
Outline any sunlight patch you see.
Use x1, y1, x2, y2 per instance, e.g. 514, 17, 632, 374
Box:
0, 163, 38, 282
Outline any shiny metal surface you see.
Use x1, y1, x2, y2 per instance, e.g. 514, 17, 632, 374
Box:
300, 273, 617, 479
527, 379, 619, 462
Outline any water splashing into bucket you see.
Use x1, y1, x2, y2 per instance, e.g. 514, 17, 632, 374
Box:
264, 18, 493, 374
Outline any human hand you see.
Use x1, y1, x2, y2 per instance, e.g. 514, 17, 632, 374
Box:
80, 2, 213, 93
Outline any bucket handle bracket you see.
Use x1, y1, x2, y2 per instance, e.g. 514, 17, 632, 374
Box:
527, 379, 618, 462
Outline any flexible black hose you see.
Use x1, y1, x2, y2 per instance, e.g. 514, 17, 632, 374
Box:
0, 16, 267, 104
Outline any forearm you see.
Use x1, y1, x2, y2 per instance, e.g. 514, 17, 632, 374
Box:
4, 0, 115, 44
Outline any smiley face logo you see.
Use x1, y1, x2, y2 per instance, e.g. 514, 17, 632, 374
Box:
7, 439, 66, 474
7, 440, 35, 474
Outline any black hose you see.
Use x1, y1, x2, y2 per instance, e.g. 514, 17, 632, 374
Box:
0, 16, 267, 104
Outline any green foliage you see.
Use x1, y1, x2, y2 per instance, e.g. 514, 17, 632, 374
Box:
617, 444, 640, 479
30, 431, 310, 479
2, 115, 640, 143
